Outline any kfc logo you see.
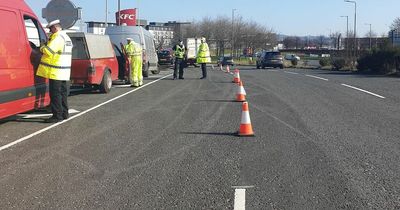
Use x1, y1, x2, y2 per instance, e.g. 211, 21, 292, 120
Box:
116, 9, 137, 26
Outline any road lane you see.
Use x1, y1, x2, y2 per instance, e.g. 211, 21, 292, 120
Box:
0, 66, 399, 209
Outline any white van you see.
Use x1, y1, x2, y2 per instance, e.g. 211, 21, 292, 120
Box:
106, 26, 159, 77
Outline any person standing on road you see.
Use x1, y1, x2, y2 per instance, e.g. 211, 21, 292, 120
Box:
125, 38, 143, 87
196, 37, 211, 79
172, 40, 186, 80
36, 20, 73, 123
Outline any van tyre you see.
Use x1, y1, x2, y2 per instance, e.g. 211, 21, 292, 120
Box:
100, 70, 112, 93
151, 69, 160, 74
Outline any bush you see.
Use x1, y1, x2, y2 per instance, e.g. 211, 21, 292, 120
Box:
291, 59, 298, 66
357, 48, 400, 74
331, 58, 346, 70
319, 58, 330, 67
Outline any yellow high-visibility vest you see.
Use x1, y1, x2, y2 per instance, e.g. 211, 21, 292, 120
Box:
196, 42, 211, 63
36, 31, 73, 81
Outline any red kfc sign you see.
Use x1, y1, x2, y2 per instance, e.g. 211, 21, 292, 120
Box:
116, 9, 136, 26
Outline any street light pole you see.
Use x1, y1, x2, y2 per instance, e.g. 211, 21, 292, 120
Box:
231, 9, 236, 58
118, 0, 121, 25
105, 0, 108, 27
345, 0, 357, 66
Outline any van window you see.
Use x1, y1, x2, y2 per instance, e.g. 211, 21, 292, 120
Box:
70, 37, 89, 59
23, 16, 47, 48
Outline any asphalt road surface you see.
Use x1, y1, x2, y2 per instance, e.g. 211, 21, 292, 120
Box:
1, 66, 400, 209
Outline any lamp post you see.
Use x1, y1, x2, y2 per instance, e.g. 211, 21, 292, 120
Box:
231, 9, 236, 57
345, 0, 357, 69
105, 0, 108, 27
344, 0, 357, 53
365, 23, 372, 50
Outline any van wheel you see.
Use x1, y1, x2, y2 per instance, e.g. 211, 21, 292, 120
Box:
142, 63, 149, 77
256, 64, 260, 69
151, 68, 160, 74
100, 70, 112, 93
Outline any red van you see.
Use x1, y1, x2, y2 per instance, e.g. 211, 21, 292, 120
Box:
0, 0, 50, 119
68, 33, 122, 93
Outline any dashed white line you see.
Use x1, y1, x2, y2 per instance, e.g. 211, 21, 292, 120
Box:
341, 83, 386, 99
285, 71, 299, 75
0, 74, 172, 152
234, 189, 246, 210
232, 185, 254, 210
305, 74, 329, 81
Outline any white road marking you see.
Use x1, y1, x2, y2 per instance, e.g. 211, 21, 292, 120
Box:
341, 83, 386, 99
268, 70, 279, 72
16, 109, 80, 119
113, 84, 132, 88
234, 189, 246, 210
0, 74, 172, 152
285, 71, 299, 75
230, 72, 234, 75
305, 74, 329, 81
232, 186, 254, 210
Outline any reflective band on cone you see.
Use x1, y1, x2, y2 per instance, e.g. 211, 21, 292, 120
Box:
233, 69, 241, 83
236, 81, 246, 102
238, 102, 255, 137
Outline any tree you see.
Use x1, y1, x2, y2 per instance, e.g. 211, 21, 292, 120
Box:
391, 17, 400, 30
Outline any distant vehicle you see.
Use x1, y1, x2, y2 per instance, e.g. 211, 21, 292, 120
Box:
157, 49, 174, 66
106, 25, 159, 77
185, 38, 201, 67
284, 54, 300, 61
217, 56, 234, 66
0, 0, 50, 119
256, 51, 284, 69
68, 33, 122, 93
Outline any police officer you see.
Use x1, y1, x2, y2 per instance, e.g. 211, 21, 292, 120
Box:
36, 20, 73, 123
196, 37, 211, 79
172, 40, 186, 79
125, 38, 143, 87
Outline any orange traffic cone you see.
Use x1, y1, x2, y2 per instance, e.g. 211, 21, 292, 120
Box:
233, 69, 241, 83
236, 81, 246, 102
238, 102, 255, 136
226, 65, 230, 73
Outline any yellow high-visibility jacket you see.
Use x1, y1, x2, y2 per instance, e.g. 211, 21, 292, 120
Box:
196, 42, 211, 63
36, 31, 73, 81
125, 42, 142, 57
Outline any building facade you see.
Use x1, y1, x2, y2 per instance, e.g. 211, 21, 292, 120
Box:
146, 22, 174, 49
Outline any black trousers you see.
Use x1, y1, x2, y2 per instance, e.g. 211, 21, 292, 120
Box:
174, 58, 184, 78
49, 79, 69, 120
201, 63, 207, 77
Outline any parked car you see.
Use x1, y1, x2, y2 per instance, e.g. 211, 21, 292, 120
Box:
256, 51, 284, 69
157, 49, 174, 65
68, 33, 121, 93
0, 0, 50, 119
284, 54, 300, 61
106, 25, 159, 77
217, 56, 234, 66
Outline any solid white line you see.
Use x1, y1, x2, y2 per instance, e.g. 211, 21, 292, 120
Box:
285, 71, 299, 75
341, 83, 386, 99
305, 74, 329, 81
0, 74, 172, 152
234, 189, 246, 210
16, 109, 80, 119
268, 70, 279, 72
